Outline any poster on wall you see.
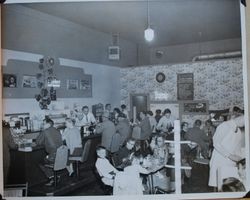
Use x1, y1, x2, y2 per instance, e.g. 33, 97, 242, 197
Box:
80, 79, 91, 90
22, 75, 37, 88
80, 75, 92, 97
177, 73, 194, 100
182, 100, 208, 115
3, 74, 17, 88
67, 79, 78, 90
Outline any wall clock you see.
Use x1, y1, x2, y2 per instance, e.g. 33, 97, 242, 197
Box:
156, 72, 166, 83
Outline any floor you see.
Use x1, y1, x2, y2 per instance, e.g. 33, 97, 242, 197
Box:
68, 163, 212, 196
27, 162, 212, 196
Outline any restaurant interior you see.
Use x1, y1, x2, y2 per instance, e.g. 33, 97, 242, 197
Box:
1, 0, 248, 198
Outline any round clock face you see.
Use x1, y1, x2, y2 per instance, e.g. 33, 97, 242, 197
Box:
156, 72, 166, 83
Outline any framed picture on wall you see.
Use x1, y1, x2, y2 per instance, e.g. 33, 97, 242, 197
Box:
80, 79, 91, 90
67, 79, 78, 90
3, 74, 17, 88
22, 75, 37, 88
177, 73, 194, 100
181, 100, 208, 115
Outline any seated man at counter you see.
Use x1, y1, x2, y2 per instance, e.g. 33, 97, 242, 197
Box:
36, 117, 63, 186
112, 138, 136, 168
75, 106, 96, 127
62, 118, 82, 176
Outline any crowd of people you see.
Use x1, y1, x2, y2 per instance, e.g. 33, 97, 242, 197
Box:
34, 103, 246, 193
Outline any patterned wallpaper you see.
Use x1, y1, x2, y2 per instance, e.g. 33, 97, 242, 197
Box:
120, 58, 243, 126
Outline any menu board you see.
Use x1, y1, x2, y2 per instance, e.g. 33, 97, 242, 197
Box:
177, 73, 194, 100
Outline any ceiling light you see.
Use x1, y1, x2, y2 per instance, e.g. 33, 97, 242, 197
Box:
144, 0, 154, 42
144, 27, 154, 42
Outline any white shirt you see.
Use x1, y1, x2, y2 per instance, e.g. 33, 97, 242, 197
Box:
95, 157, 118, 186
156, 115, 175, 132
75, 112, 96, 127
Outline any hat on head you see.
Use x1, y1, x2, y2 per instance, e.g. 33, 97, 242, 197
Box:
102, 111, 110, 118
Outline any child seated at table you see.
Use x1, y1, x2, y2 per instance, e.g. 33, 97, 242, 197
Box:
95, 146, 119, 187
150, 135, 170, 191
113, 155, 149, 195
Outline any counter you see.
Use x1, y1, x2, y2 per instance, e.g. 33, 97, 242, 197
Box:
5, 127, 101, 187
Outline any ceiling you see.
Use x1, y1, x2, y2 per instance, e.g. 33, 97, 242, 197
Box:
23, 0, 241, 47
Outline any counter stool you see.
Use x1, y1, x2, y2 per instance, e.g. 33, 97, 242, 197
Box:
69, 139, 91, 178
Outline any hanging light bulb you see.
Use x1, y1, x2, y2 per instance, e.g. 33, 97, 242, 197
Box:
144, 26, 154, 42
144, 0, 154, 42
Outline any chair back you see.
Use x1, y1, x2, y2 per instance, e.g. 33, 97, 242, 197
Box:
110, 133, 122, 153
54, 145, 68, 171
81, 139, 91, 163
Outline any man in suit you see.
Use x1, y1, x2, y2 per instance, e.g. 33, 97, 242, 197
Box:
96, 111, 116, 152
36, 118, 63, 164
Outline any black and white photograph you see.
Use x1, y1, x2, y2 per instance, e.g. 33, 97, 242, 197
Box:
67, 79, 78, 90
3, 74, 17, 88
1, 0, 250, 199
80, 79, 91, 91
22, 75, 37, 88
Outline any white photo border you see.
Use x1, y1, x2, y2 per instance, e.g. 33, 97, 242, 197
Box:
0, 1, 249, 200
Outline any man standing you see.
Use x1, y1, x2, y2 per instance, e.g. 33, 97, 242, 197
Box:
208, 116, 245, 189
96, 111, 116, 152
75, 106, 96, 127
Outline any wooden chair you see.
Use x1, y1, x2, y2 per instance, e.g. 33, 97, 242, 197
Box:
44, 145, 68, 187
69, 139, 92, 178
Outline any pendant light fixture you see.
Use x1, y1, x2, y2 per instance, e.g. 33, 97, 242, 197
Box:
144, 0, 154, 42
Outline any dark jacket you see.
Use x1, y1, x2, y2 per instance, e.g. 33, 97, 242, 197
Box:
36, 126, 63, 163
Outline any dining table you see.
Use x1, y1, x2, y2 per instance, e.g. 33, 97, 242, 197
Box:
141, 155, 167, 194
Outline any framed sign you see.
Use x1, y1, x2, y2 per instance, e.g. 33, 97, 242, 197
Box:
177, 73, 194, 100
181, 100, 208, 115
3, 74, 17, 88
67, 79, 78, 90
22, 75, 37, 88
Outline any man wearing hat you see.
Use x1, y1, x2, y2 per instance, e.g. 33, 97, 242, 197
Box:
96, 111, 116, 152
